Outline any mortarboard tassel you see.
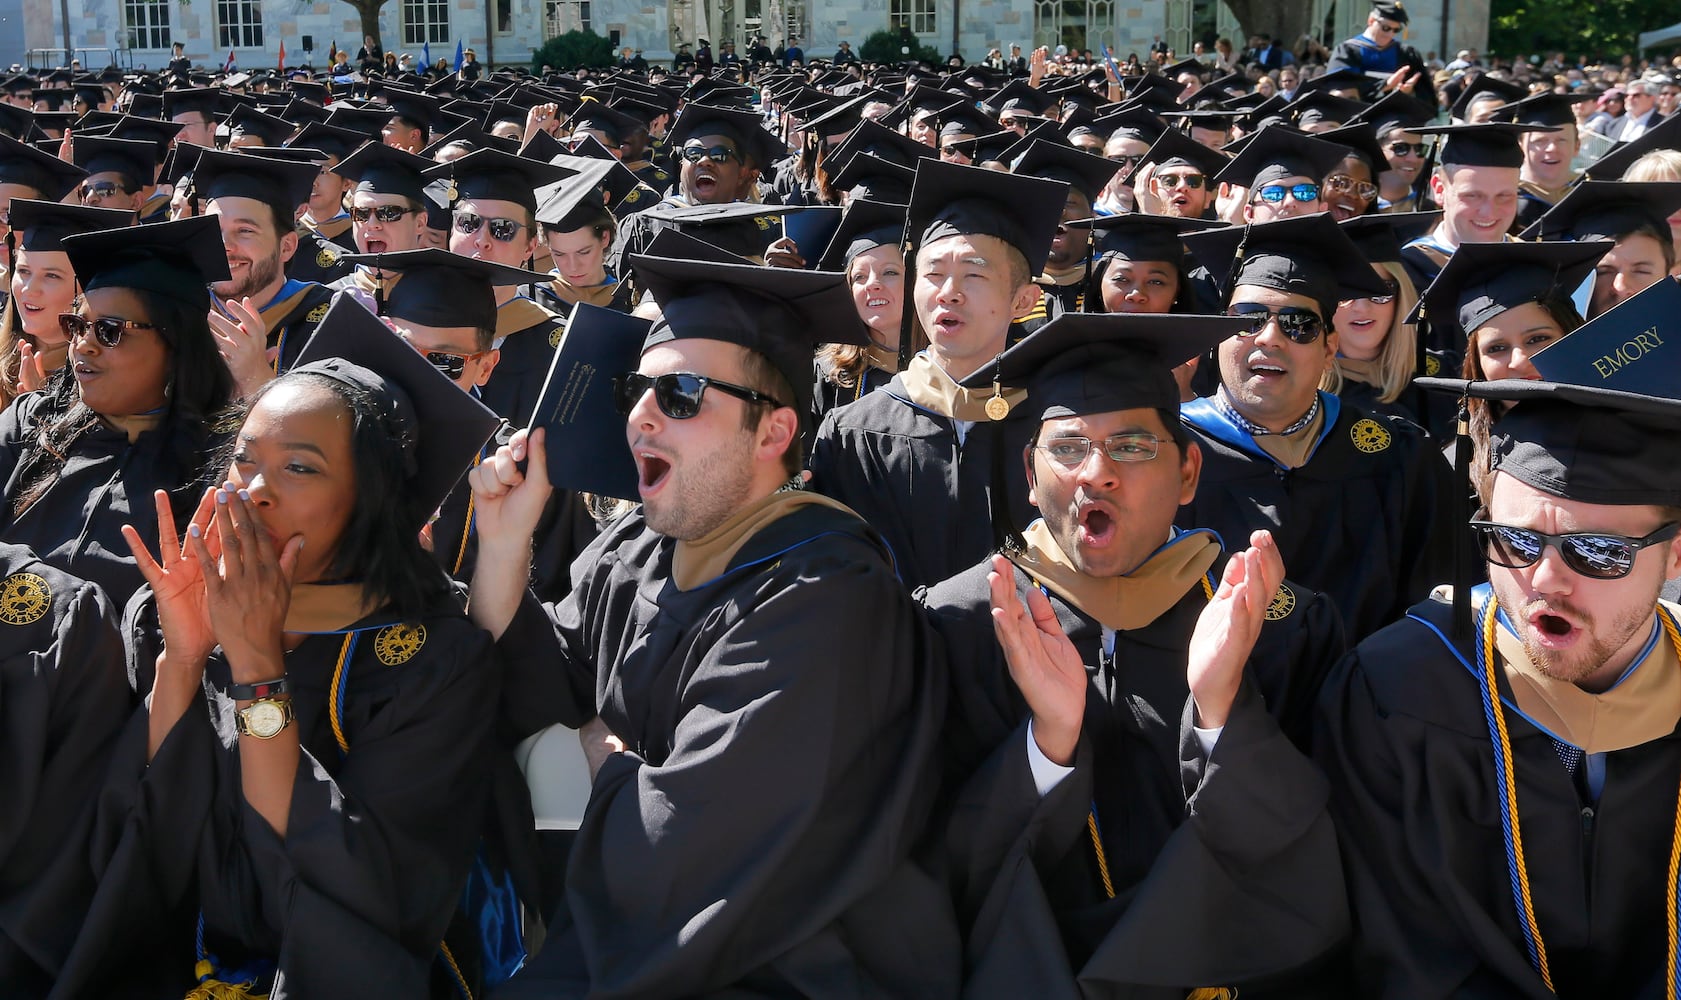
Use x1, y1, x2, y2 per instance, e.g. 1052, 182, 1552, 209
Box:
896, 236, 916, 373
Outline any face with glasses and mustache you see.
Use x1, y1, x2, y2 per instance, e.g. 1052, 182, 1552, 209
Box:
448, 197, 537, 270
1486, 472, 1681, 691
388, 315, 500, 392
1217, 285, 1337, 432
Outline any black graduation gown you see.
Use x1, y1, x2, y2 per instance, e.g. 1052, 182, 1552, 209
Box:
429, 458, 603, 605
922, 558, 1349, 997
0, 545, 129, 997
285, 227, 356, 286
1335, 362, 1456, 441
1315, 593, 1681, 999
490, 505, 962, 998
1177, 393, 1453, 642
481, 299, 564, 427
808, 377, 1039, 591
0, 392, 208, 607
810, 357, 894, 428
49, 592, 500, 999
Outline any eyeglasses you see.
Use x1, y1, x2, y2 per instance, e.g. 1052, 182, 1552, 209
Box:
59, 313, 159, 348
1471, 521, 1681, 580
1253, 182, 1320, 204
1108, 153, 1146, 167
1323, 174, 1379, 201
1037, 432, 1162, 468
1375, 20, 1403, 33
1227, 302, 1325, 343
613, 371, 784, 419
1155, 172, 1207, 189
418, 347, 490, 380
453, 211, 527, 243
679, 143, 741, 164
80, 181, 130, 201
1386, 141, 1429, 157
350, 204, 419, 223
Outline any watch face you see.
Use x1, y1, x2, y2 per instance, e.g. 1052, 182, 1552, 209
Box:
244, 700, 287, 738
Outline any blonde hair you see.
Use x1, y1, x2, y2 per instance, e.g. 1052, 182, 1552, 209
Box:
1321, 260, 1421, 404
1624, 148, 1681, 182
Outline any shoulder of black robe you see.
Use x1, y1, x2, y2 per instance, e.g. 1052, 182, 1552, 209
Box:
263, 280, 338, 374
285, 227, 357, 285
478, 307, 563, 427
810, 355, 895, 429
1314, 594, 1681, 997
494, 502, 962, 998
0, 543, 128, 994
807, 377, 1039, 590
922, 556, 1348, 995
52, 588, 500, 999
1177, 397, 1453, 642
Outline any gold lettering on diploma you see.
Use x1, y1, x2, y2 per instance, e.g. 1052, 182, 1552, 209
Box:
554, 361, 595, 425
1592, 328, 1665, 379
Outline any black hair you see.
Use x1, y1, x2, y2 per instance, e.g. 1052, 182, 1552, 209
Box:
13, 286, 235, 517
215, 371, 449, 623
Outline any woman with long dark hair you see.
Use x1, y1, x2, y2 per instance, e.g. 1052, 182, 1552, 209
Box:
0, 216, 235, 604
51, 299, 506, 997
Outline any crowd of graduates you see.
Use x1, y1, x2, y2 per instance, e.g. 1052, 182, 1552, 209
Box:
0, 2, 1678, 995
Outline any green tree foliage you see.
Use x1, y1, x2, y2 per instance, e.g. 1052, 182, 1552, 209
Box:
532, 29, 615, 72
1488, 0, 1652, 60
859, 28, 943, 65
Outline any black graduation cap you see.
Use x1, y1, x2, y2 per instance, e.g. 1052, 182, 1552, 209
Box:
1416, 276, 1681, 506
1449, 74, 1529, 121
0, 104, 32, 141
1521, 180, 1681, 243
32, 111, 76, 136
1068, 213, 1203, 264
292, 295, 501, 528
905, 159, 1069, 275
286, 121, 365, 163
1181, 212, 1390, 315
546, 149, 649, 214
817, 198, 908, 271
421, 121, 520, 158
288, 79, 330, 106
1372, 0, 1409, 23
162, 86, 220, 121
7, 199, 133, 251
824, 118, 934, 177
1348, 90, 1435, 136
381, 86, 442, 132
1488, 91, 1592, 128
132, 93, 173, 118
157, 140, 207, 187
1413, 121, 1552, 169
530, 303, 649, 500
987, 80, 1056, 118
1214, 125, 1353, 188
339, 247, 541, 331
534, 169, 615, 232
997, 120, 1070, 165
798, 95, 869, 138
667, 102, 785, 168
422, 146, 574, 212
324, 104, 396, 139
1338, 209, 1441, 263
331, 141, 433, 202
827, 152, 913, 202
1097, 106, 1168, 144
192, 147, 320, 216
1317, 121, 1392, 174
1011, 139, 1121, 202
1583, 113, 1681, 180
224, 104, 296, 146
1294, 68, 1374, 100
70, 134, 157, 188
60, 215, 230, 311
641, 201, 793, 259
0, 73, 35, 96
1139, 126, 1227, 178
628, 254, 866, 418
275, 98, 332, 129
957, 312, 1254, 418
1408, 238, 1611, 335
643, 228, 754, 266
567, 100, 643, 145
1281, 91, 1367, 130
106, 114, 186, 156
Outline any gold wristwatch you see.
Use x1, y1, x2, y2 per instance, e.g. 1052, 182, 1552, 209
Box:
236, 696, 295, 739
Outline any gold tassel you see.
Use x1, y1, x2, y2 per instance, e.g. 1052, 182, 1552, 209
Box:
185, 962, 268, 999
1186, 989, 1237, 1000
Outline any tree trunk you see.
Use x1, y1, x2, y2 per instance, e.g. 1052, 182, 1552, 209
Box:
343, 0, 389, 50
1221, 0, 1318, 52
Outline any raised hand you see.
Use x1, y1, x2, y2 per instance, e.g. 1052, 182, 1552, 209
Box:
1187, 530, 1284, 729
186, 482, 302, 684
763, 235, 806, 270
207, 297, 275, 399
469, 426, 553, 553
122, 487, 218, 668
15, 342, 44, 395
989, 554, 1086, 766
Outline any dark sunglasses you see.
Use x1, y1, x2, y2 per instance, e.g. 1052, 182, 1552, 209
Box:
59, 313, 158, 348
1108, 153, 1146, 167
1386, 141, 1429, 157
1253, 182, 1320, 204
1472, 521, 1680, 580
1227, 302, 1325, 343
453, 212, 527, 243
423, 348, 489, 380
679, 143, 741, 164
350, 204, 418, 223
613, 372, 783, 419
1156, 172, 1207, 189
80, 181, 130, 200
